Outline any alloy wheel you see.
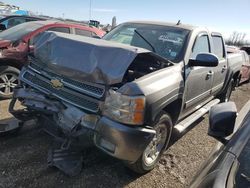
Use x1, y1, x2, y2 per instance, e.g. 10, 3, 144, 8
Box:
143, 123, 167, 166
0, 73, 18, 96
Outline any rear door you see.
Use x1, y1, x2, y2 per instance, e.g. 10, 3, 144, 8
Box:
210, 34, 227, 95
184, 33, 214, 108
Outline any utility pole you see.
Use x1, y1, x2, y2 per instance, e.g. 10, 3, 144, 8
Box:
89, 0, 92, 20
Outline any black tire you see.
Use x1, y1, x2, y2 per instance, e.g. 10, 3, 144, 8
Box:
125, 112, 173, 174
235, 75, 241, 87
0, 66, 20, 99
218, 79, 234, 102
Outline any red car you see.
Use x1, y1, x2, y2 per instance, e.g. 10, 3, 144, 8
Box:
240, 47, 250, 84
0, 20, 105, 98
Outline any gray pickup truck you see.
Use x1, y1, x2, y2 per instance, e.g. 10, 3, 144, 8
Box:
10, 21, 240, 175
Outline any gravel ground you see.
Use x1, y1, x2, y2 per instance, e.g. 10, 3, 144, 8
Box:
0, 82, 249, 188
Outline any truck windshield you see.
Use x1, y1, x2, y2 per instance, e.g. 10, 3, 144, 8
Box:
103, 23, 189, 62
0, 22, 43, 41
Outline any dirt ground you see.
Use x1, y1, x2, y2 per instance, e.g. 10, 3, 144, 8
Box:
0, 83, 249, 188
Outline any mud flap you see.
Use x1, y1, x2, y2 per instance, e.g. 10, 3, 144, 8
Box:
47, 140, 84, 176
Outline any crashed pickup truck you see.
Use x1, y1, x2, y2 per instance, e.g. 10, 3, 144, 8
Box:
10, 21, 238, 175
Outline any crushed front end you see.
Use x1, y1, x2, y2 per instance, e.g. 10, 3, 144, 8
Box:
11, 59, 155, 157
9, 32, 157, 175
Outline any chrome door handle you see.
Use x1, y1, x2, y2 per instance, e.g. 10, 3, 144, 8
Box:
222, 66, 227, 72
206, 71, 213, 79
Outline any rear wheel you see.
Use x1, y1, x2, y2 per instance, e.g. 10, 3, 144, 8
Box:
0, 66, 20, 99
235, 75, 241, 87
218, 79, 233, 102
125, 112, 172, 174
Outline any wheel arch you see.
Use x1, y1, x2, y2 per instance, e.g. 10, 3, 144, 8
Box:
162, 98, 183, 125
148, 94, 183, 126
232, 70, 240, 80
0, 60, 23, 71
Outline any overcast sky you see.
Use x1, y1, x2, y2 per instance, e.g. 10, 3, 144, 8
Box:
3, 0, 250, 40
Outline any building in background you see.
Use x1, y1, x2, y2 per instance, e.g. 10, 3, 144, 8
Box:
0, 1, 32, 16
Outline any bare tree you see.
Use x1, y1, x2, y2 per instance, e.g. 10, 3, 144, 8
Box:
226, 31, 248, 46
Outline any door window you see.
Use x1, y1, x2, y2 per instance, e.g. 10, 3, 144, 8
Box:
191, 35, 210, 58
75, 28, 92, 37
212, 36, 225, 60
48, 27, 70, 34
1, 17, 26, 29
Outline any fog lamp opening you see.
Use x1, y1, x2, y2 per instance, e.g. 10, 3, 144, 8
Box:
100, 138, 116, 153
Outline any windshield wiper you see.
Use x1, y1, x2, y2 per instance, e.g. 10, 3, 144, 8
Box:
134, 29, 156, 53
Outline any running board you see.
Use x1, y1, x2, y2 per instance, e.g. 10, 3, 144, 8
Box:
175, 99, 220, 133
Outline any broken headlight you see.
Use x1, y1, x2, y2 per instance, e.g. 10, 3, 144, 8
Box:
103, 90, 145, 125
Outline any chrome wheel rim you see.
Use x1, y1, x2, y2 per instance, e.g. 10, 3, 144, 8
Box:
0, 73, 18, 96
143, 123, 167, 166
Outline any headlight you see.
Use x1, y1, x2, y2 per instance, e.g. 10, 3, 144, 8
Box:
103, 90, 145, 125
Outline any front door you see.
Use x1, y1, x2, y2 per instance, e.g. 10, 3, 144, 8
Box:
184, 34, 214, 109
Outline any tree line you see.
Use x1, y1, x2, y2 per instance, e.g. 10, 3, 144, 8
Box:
225, 31, 249, 47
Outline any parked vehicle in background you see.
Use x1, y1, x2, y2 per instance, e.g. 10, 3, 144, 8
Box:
226, 45, 239, 53
238, 50, 250, 84
241, 46, 250, 55
0, 20, 105, 98
10, 21, 243, 175
0, 15, 46, 31
226, 45, 250, 85
227, 51, 243, 86
190, 100, 250, 188
240, 46, 250, 84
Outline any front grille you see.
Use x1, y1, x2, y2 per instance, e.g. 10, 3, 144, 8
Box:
22, 70, 101, 113
28, 57, 105, 98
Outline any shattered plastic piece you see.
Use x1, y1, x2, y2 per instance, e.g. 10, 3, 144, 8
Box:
47, 140, 83, 176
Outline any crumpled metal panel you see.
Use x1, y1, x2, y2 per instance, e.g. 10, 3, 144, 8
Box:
33, 31, 151, 85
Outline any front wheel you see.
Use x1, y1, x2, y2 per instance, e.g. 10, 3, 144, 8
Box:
125, 112, 173, 174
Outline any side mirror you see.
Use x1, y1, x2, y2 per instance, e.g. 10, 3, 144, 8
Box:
208, 102, 237, 140
0, 24, 6, 31
189, 53, 219, 67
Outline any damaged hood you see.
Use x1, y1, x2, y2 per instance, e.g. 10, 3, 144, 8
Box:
34, 31, 151, 85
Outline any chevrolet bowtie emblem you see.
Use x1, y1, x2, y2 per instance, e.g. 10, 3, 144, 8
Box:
50, 79, 63, 89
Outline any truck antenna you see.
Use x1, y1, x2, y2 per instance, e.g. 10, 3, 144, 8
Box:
177, 20, 181, 25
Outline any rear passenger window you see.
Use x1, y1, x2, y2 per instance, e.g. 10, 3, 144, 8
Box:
212, 36, 225, 59
192, 35, 210, 58
75, 29, 92, 37
2, 17, 26, 28
48, 27, 70, 34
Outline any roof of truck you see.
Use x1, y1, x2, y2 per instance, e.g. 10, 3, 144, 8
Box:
124, 20, 197, 30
